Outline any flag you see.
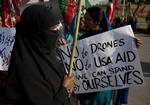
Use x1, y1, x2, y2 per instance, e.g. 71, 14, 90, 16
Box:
2, 0, 13, 27
8, 0, 20, 25
68, 15, 77, 36
108, 0, 118, 24
59, 0, 76, 27
101, 11, 112, 31
64, 0, 76, 27
59, 0, 68, 16
85, 0, 92, 9
12, 0, 20, 22
64, 14, 77, 42
0, 0, 2, 26
2, 0, 20, 27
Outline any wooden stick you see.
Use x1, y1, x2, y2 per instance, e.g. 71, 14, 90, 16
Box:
68, 0, 82, 77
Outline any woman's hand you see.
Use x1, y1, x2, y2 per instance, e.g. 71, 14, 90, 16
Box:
134, 37, 142, 48
57, 37, 67, 46
63, 75, 74, 95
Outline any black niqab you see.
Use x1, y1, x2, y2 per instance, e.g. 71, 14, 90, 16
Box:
6, 3, 69, 105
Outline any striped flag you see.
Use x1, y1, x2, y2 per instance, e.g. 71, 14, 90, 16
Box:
108, 0, 118, 24
8, 0, 20, 24
0, 0, 2, 26
2, 0, 20, 27
12, 0, 21, 22
2, 0, 13, 27
59, 0, 77, 28
64, 0, 76, 26
59, 0, 68, 16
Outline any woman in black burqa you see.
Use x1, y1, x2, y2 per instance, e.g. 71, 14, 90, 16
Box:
6, 2, 74, 105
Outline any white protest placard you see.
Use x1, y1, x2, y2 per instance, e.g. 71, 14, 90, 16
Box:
60, 25, 144, 94
0, 28, 15, 71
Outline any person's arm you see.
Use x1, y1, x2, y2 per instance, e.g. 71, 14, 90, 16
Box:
134, 37, 142, 48
54, 75, 74, 104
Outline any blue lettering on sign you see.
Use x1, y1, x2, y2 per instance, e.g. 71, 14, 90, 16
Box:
0, 32, 5, 44
2, 51, 11, 66
0, 32, 15, 47
4, 35, 15, 46
0, 30, 15, 68
0, 48, 6, 59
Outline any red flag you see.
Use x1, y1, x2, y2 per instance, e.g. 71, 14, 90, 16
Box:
108, 0, 117, 24
64, 0, 76, 27
2, 0, 13, 27
12, 0, 21, 22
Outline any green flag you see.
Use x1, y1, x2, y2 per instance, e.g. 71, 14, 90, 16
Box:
59, 0, 68, 16
85, 0, 92, 9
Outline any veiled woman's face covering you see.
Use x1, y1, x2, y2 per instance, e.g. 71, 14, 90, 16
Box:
49, 22, 64, 37
18, 3, 63, 35
16, 3, 64, 51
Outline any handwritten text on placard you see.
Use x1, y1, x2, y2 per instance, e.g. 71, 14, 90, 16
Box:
60, 26, 144, 94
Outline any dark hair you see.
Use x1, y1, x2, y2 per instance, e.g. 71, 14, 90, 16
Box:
86, 6, 103, 24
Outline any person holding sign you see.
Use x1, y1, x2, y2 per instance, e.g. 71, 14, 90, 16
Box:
6, 2, 74, 105
78, 6, 112, 105
78, 6, 142, 105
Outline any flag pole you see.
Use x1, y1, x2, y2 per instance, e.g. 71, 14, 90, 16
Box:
68, 0, 82, 77
122, 0, 125, 16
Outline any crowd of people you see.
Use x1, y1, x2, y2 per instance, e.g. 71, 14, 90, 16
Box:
0, 1, 142, 105
112, 15, 138, 31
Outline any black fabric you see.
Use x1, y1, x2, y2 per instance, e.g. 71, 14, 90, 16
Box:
6, 3, 70, 105
0, 71, 8, 101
